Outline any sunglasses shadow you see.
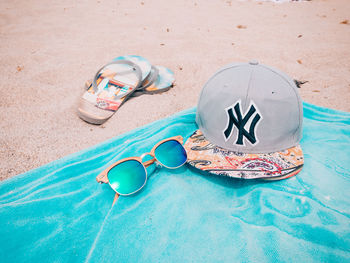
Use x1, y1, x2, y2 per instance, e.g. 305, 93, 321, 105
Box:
148, 163, 271, 190
187, 164, 273, 190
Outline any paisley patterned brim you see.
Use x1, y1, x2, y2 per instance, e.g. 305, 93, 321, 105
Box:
184, 130, 304, 180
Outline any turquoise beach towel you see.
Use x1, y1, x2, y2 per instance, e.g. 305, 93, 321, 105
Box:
0, 102, 349, 262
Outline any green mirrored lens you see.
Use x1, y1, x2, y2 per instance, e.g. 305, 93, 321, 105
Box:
154, 140, 187, 168
107, 160, 146, 195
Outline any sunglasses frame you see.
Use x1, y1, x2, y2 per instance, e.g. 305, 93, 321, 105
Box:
96, 135, 186, 197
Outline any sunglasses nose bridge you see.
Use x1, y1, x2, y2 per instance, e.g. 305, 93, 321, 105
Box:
140, 152, 156, 168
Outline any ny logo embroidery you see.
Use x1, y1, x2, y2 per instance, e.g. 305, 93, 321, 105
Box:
223, 101, 262, 146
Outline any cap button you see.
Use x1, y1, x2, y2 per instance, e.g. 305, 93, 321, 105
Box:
249, 60, 259, 65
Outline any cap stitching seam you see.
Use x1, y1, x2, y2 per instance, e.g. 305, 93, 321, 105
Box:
243, 67, 254, 110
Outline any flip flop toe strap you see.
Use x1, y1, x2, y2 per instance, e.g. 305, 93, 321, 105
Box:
91, 60, 143, 101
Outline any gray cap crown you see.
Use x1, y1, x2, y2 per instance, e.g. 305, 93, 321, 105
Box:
196, 61, 303, 154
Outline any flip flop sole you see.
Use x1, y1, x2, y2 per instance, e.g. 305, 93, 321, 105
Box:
77, 99, 114, 125
131, 85, 173, 97
132, 66, 175, 96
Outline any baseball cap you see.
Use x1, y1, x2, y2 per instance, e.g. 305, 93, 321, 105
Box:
184, 61, 304, 180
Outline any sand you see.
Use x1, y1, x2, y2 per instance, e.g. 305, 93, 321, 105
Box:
0, 0, 349, 180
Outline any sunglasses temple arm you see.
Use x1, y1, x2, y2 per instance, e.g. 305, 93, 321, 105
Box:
112, 193, 120, 207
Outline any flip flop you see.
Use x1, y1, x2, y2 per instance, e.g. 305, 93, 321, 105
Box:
78, 55, 152, 124
84, 65, 175, 97
78, 60, 144, 125
138, 65, 160, 90
131, 66, 175, 97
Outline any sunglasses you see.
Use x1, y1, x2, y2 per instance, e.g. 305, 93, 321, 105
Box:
96, 136, 187, 205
